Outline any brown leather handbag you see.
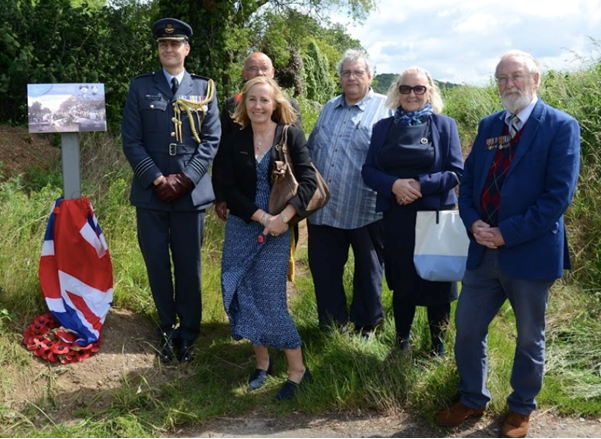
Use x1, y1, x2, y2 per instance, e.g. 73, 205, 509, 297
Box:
269, 125, 330, 226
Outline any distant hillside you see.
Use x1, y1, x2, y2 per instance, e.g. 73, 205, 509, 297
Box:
373, 73, 459, 95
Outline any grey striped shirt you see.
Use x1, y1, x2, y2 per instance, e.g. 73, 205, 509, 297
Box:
307, 89, 392, 229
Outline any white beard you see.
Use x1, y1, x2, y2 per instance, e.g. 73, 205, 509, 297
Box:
501, 88, 532, 114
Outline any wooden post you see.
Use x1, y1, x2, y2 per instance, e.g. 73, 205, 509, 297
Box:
61, 132, 81, 200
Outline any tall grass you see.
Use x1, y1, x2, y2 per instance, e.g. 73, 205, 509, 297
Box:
2, 54, 601, 435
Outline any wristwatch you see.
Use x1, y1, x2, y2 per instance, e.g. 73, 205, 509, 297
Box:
280, 213, 290, 224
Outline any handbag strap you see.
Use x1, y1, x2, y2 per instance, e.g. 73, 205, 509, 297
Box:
275, 125, 294, 171
275, 125, 289, 158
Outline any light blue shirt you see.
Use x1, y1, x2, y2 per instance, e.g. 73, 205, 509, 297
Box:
162, 69, 185, 90
307, 89, 393, 229
503, 95, 538, 130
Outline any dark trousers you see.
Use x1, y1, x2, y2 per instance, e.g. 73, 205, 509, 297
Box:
307, 221, 385, 328
136, 208, 204, 341
394, 299, 450, 352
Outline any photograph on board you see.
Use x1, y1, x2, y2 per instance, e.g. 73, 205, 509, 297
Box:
27, 83, 107, 133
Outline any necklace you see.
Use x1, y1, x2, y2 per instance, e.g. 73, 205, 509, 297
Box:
253, 125, 275, 154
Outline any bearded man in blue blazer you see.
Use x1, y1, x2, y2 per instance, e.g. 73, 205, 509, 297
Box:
436, 50, 580, 438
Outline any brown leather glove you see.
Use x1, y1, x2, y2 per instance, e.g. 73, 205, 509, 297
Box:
153, 178, 177, 203
166, 171, 193, 200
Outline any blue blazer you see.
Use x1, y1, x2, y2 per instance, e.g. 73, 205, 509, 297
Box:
362, 113, 464, 212
459, 99, 580, 280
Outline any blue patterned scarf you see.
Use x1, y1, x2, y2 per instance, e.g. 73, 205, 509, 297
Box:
394, 103, 433, 126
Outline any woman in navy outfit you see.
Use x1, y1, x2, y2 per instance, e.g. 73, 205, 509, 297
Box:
362, 66, 463, 356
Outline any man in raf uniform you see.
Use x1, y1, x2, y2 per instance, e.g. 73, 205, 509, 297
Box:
121, 17, 221, 363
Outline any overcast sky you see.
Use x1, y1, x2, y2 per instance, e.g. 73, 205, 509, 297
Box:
333, 0, 601, 85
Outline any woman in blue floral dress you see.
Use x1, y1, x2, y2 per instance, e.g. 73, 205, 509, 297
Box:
221, 77, 317, 400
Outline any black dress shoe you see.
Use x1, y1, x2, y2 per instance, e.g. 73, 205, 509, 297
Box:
248, 358, 273, 391
395, 335, 412, 352
177, 340, 195, 363
158, 337, 176, 363
356, 321, 383, 339
274, 368, 312, 401
356, 325, 376, 339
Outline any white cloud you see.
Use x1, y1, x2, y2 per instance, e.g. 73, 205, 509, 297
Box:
333, 0, 601, 84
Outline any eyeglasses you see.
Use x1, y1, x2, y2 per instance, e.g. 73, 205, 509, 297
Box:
496, 73, 532, 86
399, 85, 428, 95
341, 70, 366, 78
246, 66, 271, 73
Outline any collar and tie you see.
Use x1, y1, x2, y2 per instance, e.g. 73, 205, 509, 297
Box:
481, 113, 522, 225
171, 77, 179, 95
509, 114, 520, 138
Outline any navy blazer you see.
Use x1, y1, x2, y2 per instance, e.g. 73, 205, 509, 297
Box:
122, 69, 221, 211
459, 99, 580, 280
223, 124, 317, 222
362, 113, 464, 212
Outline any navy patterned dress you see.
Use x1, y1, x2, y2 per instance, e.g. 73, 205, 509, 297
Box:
221, 151, 302, 349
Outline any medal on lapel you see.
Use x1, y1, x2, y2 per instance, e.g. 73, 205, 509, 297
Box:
486, 135, 511, 150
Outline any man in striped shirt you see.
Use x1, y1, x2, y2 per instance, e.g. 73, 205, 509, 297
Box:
307, 49, 392, 336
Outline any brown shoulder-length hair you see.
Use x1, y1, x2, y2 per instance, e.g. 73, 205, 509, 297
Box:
233, 76, 297, 128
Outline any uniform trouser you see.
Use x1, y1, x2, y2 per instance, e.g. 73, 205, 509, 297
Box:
136, 208, 204, 341
307, 221, 385, 328
455, 248, 553, 415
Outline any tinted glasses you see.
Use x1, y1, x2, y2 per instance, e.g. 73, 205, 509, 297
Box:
399, 85, 428, 95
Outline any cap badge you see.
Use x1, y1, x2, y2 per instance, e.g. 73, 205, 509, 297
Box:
165, 24, 174, 34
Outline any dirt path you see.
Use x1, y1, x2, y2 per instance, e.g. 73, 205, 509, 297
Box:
175, 410, 601, 438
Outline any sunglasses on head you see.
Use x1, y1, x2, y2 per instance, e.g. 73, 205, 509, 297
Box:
399, 85, 428, 95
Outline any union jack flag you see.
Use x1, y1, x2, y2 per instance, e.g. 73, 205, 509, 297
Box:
39, 196, 113, 346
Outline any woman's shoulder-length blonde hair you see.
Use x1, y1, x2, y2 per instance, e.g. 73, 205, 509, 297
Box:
385, 66, 444, 113
233, 76, 297, 128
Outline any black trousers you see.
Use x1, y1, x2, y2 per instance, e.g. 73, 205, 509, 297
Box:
394, 300, 450, 351
307, 221, 385, 328
136, 208, 204, 341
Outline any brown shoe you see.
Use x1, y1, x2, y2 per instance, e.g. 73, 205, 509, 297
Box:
435, 401, 486, 427
502, 411, 530, 438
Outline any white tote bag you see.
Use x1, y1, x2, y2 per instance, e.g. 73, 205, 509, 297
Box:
413, 210, 470, 282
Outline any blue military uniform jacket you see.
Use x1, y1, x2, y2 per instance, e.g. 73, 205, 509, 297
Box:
122, 69, 221, 211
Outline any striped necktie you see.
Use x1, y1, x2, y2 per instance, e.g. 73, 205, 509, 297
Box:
171, 77, 179, 95
510, 114, 520, 138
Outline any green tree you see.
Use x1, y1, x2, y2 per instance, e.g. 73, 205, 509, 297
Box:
155, 0, 375, 100
304, 40, 336, 103
242, 9, 362, 100
372, 73, 396, 94
0, 0, 369, 128
0, 0, 158, 128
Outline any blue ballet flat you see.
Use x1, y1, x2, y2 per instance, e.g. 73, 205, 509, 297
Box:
274, 368, 312, 401
248, 358, 273, 391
